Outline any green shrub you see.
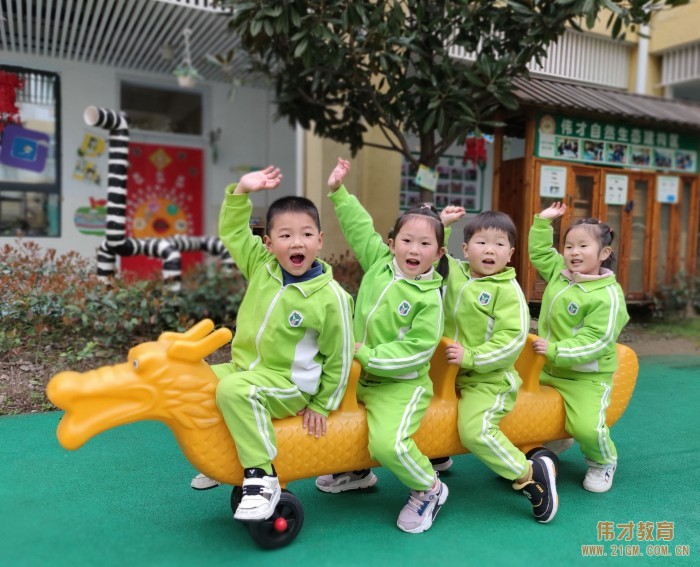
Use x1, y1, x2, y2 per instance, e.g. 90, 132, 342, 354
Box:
325, 251, 363, 300
652, 273, 700, 321
0, 241, 247, 363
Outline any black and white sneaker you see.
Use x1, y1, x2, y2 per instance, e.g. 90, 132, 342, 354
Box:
514, 456, 558, 523
430, 457, 454, 472
234, 468, 281, 521
315, 469, 378, 493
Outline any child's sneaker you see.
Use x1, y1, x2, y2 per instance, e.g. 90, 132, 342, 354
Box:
396, 478, 448, 534
583, 460, 617, 493
430, 457, 453, 472
190, 473, 221, 490
234, 468, 281, 521
315, 469, 378, 493
513, 456, 558, 523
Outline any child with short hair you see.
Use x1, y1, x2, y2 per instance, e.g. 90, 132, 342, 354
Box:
210, 166, 354, 520
316, 158, 449, 534
529, 202, 629, 493
439, 206, 558, 523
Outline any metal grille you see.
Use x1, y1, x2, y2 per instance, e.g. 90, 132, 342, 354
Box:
662, 43, 700, 86
449, 29, 631, 90
0, 0, 247, 83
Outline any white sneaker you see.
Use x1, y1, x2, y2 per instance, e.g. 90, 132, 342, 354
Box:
583, 460, 617, 493
316, 469, 378, 493
543, 438, 574, 455
397, 479, 449, 534
191, 473, 221, 490
234, 468, 281, 521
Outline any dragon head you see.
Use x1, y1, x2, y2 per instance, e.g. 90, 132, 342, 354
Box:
47, 319, 232, 450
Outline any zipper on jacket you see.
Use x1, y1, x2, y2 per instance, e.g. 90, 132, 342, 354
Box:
249, 286, 285, 370
544, 281, 575, 341
362, 279, 396, 344
452, 279, 474, 341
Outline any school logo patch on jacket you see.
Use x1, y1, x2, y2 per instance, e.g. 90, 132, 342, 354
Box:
398, 300, 412, 316
478, 292, 492, 306
567, 301, 579, 315
289, 310, 303, 327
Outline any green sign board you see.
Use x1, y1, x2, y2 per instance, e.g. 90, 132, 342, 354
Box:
535, 113, 699, 174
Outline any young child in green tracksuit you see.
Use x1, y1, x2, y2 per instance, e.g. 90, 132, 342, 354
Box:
529, 202, 629, 493
439, 206, 558, 523
203, 165, 354, 521
316, 158, 449, 534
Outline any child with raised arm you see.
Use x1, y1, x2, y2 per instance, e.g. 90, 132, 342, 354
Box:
439, 206, 558, 523
316, 158, 449, 534
529, 202, 629, 493
201, 166, 354, 520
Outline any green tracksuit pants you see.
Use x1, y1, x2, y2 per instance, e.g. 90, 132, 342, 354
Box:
358, 375, 436, 491
214, 363, 310, 471
539, 372, 617, 465
457, 371, 529, 480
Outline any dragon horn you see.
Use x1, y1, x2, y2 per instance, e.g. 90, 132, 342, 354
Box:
168, 327, 233, 362
159, 319, 215, 343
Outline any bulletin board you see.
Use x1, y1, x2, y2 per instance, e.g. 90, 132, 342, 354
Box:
400, 153, 483, 212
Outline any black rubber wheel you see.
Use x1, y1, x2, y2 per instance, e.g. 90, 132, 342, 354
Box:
525, 446, 560, 478
246, 490, 304, 550
230, 486, 243, 516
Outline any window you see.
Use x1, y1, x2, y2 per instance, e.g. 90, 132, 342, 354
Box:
0, 65, 61, 237
120, 82, 202, 135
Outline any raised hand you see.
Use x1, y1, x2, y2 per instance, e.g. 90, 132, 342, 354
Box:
327, 157, 351, 190
235, 166, 283, 194
539, 201, 567, 220
440, 205, 466, 227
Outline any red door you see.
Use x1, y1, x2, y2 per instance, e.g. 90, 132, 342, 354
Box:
121, 142, 204, 279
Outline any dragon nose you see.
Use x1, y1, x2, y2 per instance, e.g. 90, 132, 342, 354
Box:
46, 371, 85, 409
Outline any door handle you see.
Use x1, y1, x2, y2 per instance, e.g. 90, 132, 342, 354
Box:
624, 200, 634, 213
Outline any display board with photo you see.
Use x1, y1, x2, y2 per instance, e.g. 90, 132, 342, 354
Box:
400, 154, 482, 212
536, 113, 699, 174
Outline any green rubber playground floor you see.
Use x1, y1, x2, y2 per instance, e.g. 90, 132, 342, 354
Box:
2, 355, 698, 567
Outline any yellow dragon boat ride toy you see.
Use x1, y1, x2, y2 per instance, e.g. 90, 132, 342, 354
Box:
47, 319, 639, 548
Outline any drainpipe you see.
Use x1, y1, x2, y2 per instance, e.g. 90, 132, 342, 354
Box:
295, 122, 304, 197
635, 24, 650, 94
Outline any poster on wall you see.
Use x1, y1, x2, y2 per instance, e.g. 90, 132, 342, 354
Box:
73, 132, 106, 185
656, 175, 679, 203
539, 165, 567, 198
604, 174, 628, 205
121, 142, 204, 278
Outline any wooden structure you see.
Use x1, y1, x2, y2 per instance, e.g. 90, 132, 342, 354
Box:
493, 78, 700, 304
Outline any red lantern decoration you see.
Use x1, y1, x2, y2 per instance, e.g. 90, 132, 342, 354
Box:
463, 135, 487, 169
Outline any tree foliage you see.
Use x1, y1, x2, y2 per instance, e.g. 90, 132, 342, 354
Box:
224, 1, 686, 181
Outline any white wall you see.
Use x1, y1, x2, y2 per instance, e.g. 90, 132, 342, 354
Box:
0, 52, 296, 260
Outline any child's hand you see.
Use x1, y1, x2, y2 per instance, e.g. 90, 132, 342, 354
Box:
532, 339, 548, 355
539, 201, 566, 220
328, 158, 351, 190
354, 342, 363, 355
297, 407, 327, 438
440, 206, 466, 227
234, 166, 283, 194
445, 343, 465, 366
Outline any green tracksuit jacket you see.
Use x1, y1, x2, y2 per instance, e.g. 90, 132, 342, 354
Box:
218, 189, 354, 416
329, 185, 444, 490
528, 215, 629, 465
443, 255, 531, 479
529, 216, 629, 382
